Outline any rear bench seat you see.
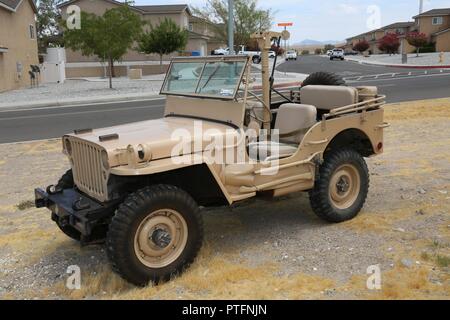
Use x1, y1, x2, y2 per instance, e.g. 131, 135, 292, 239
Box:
300, 85, 359, 111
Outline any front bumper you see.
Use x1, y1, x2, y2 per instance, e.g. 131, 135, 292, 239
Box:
35, 188, 117, 237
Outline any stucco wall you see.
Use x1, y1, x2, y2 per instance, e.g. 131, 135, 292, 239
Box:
60, 0, 193, 64
417, 16, 450, 38
65, 64, 169, 78
436, 31, 450, 52
0, 2, 39, 92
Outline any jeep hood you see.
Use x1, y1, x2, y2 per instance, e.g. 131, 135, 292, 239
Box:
65, 117, 240, 165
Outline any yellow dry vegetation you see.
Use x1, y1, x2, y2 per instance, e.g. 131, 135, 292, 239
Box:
385, 97, 450, 121
48, 248, 335, 300
1, 98, 449, 300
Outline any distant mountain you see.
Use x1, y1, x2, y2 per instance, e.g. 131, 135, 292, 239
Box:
295, 39, 342, 46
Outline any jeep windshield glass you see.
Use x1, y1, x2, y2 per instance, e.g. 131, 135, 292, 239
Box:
161, 60, 246, 99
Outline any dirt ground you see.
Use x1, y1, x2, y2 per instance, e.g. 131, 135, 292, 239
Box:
0, 98, 449, 300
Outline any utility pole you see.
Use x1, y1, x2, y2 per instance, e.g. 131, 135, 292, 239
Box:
228, 0, 235, 54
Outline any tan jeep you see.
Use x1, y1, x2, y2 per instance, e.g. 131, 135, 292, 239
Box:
35, 32, 389, 286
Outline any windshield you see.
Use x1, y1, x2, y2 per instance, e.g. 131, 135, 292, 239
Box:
161, 59, 247, 99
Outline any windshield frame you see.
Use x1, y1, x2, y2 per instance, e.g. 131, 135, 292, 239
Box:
160, 55, 249, 101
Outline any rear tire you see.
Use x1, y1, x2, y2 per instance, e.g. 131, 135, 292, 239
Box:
301, 71, 346, 87
309, 149, 369, 223
106, 185, 204, 286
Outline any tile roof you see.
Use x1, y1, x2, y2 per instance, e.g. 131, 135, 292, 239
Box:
413, 8, 450, 18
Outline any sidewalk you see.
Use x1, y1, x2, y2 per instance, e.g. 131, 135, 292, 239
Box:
0, 64, 307, 111
345, 52, 450, 68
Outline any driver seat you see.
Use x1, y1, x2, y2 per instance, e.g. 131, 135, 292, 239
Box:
248, 103, 317, 161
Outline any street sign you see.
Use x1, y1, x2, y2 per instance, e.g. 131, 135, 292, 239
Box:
278, 22, 293, 27
281, 30, 291, 41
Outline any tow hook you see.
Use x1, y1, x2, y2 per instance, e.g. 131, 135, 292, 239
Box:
46, 184, 63, 195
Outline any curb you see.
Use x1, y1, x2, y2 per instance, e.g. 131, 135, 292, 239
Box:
251, 81, 303, 90
0, 94, 164, 111
0, 80, 305, 111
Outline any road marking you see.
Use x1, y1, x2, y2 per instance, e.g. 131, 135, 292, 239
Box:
376, 84, 397, 88
346, 71, 450, 83
0, 104, 165, 121
0, 96, 166, 114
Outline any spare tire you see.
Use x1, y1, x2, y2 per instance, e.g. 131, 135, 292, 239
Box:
301, 72, 346, 87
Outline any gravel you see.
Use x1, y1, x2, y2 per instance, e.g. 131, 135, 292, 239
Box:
0, 100, 448, 299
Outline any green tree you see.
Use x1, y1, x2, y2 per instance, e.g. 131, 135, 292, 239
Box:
324, 44, 335, 52
137, 18, 188, 68
192, 0, 273, 49
36, 0, 64, 53
63, 6, 143, 88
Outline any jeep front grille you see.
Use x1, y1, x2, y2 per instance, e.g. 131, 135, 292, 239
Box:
69, 138, 108, 201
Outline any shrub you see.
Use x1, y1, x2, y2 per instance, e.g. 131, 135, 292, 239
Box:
353, 40, 369, 53
406, 32, 428, 56
378, 33, 400, 54
301, 50, 310, 55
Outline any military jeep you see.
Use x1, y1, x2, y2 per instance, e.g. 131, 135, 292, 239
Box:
35, 32, 389, 286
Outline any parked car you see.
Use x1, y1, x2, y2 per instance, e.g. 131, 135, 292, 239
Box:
236, 46, 276, 64
327, 50, 333, 56
286, 50, 298, 61
330, 48, 345, 61
345, 50, 358, 56
35, 52, 388, 286
213, 47, 230, 55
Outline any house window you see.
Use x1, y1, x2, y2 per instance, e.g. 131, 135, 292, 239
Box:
432, 17, 443, 25
29, 25, 35, 39
188, 23, 193, 32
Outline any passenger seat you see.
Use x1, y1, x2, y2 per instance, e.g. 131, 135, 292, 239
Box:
248, 103, 317, 161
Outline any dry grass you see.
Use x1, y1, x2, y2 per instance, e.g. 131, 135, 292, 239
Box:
16, 200, 35, 211
385, 97, 450, 121
1, 98, 449, 300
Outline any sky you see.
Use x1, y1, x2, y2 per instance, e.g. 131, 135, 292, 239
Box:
133, 0, 450, 42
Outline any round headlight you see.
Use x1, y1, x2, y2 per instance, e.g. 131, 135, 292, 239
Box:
101, 150, 110, 169
64, 139, 72, 156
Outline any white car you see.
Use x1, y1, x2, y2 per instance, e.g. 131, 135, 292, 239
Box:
326, 50, 333, 56
213, 47, 230, 55
286, 50, 298, 61
330, 48, 345, 61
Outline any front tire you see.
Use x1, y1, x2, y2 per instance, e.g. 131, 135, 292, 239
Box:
309, 149, 369, 223
106, 185, 203, 286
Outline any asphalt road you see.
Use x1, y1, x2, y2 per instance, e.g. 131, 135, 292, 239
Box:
277, 55, 450, 103
0, 98, 165, 143
1, 55, 449, 143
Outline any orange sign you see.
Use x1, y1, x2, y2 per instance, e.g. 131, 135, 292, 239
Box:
278, 22, 293, 27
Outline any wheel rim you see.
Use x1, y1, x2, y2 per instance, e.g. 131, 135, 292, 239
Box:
134, 209, 188, 269
328, 164, 361, 210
